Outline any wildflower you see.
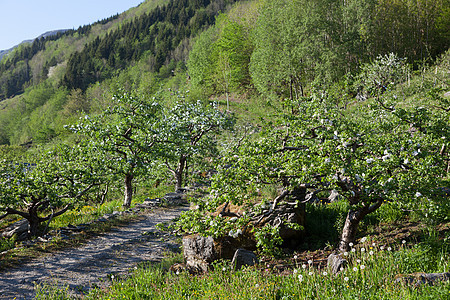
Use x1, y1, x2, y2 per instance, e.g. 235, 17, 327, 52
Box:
344, 252, 349, 256
387, 247, 392, 251
294, 255, 298, 260
415, 192, 422, 197
325, 158, 331, 163
369, 251, 374, 255
308, 260, 313, 265
404, 158, 409, 164
413, 151, 419, 156
372, 242, 376, 247
360, 237, 367, 243
356, 259, 361, 264
380, 246, 385, 250
351, 248, 356, 253
360, 265, 365, 270
293, 269, 298, 274
222, 267, 226, 271
298, 274, 303, 282
402, 240, 406, 244
255, 284, 259, 288
302, 264, 307, 269
308, 272, 313, 276
323, 271, 328, 276
361, 247, 366, 252
353, 267, 358, 272
349, 242, 354, 247
344, 277, 349, 282
366, 158, 374, 164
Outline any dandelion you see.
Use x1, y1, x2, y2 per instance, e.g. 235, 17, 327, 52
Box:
361, 247, 366, 252
298, 274, 303, 282
387, 246, 392, 251
308, 260, 313, 265
351, 248, 356, 253
222, 267, 227, 271
372, 242, 376, 247
380, 246, 385, 250
302, 264, 307, 269
402, 240, 406, 244
361, 237, 367, 243
308, 272, 314, 276
349, 242, 354, 247
369, 251, 374, 255
293, 269, 298, 274
360, 265, 365, 270
344, 277, 349, 282
353, 267, 358, 272
344, 252, 349, 256
323, 271, 328, 276
294, 255, 298, 260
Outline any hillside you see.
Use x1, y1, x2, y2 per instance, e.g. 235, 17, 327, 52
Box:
0, 1, 448, 298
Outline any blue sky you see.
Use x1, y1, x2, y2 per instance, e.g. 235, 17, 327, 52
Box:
0, 0, 144, 50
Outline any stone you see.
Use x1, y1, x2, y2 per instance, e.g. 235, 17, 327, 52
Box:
327, 253, 347, 274
231, 248, 258, 270
1, 219, 29, 240
183, 234, 216, 273
163, 192, 186, 206
394, 272, 450, 286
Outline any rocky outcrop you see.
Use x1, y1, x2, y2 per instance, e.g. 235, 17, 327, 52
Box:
394, 272, 450, 286
183, 235, 216, 273
327, 253, 347, 274
1, 219, 29, 241
231, 248, 258, 270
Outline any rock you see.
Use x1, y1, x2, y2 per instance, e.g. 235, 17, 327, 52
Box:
163, 192, 186, 206
327, 253, 347, 274
183, 234, 216, 273
1, 219, 29, 240
394, 272, 450, 286
231, 248, 259, 271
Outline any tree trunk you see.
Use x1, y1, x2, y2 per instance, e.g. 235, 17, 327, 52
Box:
123, 173, 133, 208
27, 209, 41, 238
338, 208, 365, 253
175, 155, 187, 192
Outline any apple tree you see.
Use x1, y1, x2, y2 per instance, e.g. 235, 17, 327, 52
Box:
159, 98, 235, 191
69, 89, 162, 207
0, 143, 102, 237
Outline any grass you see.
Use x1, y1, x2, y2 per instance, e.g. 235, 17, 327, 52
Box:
35, 237, 450, 300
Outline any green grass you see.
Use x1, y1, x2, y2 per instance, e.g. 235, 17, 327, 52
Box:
35, 238, 450, 300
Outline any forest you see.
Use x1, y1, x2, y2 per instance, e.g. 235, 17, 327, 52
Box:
0, 0, 449, 298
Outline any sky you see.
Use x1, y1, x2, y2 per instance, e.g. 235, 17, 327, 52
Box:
0, 0, 144, 50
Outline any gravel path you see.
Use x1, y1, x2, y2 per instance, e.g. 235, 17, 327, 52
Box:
0, 206, 188, 299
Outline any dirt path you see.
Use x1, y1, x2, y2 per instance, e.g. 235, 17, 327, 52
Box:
0, 206, 188, 300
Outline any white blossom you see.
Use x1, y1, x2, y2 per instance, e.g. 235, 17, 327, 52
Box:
302, 264, 307, 269
298, 274, 303, 282
344, 277, 349, 282
360, 265, 366, 270
415, 192, 422, 197
366, 158, 374, 164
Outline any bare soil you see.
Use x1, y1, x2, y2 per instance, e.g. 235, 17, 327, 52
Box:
0, 206, 188, 300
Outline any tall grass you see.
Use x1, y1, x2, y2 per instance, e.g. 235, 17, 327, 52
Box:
35, 238, 449, 300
